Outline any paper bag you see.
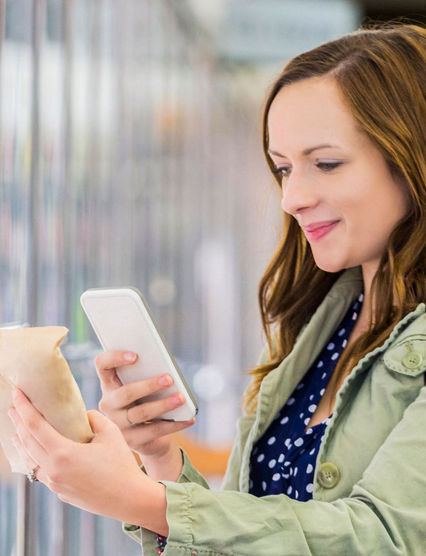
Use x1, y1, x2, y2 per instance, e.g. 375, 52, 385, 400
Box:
0, 326, 94, 473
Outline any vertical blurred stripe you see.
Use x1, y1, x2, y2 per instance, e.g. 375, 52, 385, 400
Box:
25, 1, 44, 552
28, 0, 44, 326
0, 0, 4, 156
62, 0, 73, 335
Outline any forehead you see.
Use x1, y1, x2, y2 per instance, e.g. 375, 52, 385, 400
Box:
267, 77, 364, 152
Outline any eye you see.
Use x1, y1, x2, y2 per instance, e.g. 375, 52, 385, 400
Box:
272, 165, 292, 178
316, 161, 343, 172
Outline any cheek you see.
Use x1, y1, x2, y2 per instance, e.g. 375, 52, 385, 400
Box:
357, 152, 409, 220
343, 182, 408, 253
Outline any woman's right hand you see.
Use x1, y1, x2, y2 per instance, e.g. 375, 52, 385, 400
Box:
95, 350, 195, 479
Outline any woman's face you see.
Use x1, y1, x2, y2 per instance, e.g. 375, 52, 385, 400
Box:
267, 77, 409, 276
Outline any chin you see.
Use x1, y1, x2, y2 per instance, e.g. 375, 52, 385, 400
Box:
312, 257, 347, 274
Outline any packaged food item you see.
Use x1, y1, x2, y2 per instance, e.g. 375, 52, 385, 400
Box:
0, 326, 93, 473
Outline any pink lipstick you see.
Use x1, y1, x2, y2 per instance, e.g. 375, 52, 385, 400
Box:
303, 220, 340, 242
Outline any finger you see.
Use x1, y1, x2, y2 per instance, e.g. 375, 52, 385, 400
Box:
35, 467, 50, 485
125, 418, 195, 445
111, 374, 174, 409
11, 434, 39, 473
95, 350, 138, 393
126, 392, 185, 425
87, 409, 117, 436
9, 406, 47, 464
11, 390, 68, 452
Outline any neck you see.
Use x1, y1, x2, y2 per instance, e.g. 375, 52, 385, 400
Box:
359, 262, 378, 328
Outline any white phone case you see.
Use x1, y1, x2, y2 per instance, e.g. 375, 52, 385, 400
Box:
80, 287, 198, 421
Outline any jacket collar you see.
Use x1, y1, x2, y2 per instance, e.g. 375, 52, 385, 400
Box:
255, 267, 424, 439
255, 267, 364, 439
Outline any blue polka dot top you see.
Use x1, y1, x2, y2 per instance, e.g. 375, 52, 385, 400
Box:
249, 292, 364, 500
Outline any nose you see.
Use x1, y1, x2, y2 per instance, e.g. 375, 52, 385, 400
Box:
280, 170, 320, 216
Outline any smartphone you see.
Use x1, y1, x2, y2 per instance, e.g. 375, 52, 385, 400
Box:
80, 287, 198, 421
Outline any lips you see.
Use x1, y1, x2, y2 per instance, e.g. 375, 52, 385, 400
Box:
302, 220, 340, 242
303, 220, 340, 232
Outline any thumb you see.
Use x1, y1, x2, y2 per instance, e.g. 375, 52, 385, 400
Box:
87, 409, 116, 436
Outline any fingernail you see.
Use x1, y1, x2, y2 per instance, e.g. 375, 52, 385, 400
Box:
158, 375, 172, 387
125, 352, 137, 362
172, 393, 184, 406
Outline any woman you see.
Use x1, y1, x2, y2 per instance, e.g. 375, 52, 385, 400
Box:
9, 23, 425, 555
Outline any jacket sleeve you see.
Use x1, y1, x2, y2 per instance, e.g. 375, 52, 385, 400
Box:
160, 385, 426, 555
122, 448, 211, 550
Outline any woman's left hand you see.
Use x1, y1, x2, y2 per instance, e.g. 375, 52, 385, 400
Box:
8, 389, 168, 533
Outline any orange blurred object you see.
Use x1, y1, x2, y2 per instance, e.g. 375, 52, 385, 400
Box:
175, 432, 231, 476
133, 432, 232, 477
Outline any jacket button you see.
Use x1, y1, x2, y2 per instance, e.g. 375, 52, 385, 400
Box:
317, 462, 341, 489
402, 351, 422, 370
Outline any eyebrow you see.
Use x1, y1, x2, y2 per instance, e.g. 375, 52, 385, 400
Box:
268, 144, 340, 158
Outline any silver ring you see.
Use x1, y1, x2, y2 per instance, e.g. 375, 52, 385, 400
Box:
26, 465, 40, 483
126, 408, 137, 426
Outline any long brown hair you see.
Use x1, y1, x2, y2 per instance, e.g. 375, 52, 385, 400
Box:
245, 23, 426, 414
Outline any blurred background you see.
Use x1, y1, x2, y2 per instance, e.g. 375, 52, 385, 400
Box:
1, 1, 424, 554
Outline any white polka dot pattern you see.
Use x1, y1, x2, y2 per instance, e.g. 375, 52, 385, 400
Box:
249, 293, 363, 501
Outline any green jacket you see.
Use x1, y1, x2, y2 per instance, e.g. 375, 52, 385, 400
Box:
124, 267, 426, 555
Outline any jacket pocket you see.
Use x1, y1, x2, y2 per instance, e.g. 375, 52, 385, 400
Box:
383, 336, 425, 377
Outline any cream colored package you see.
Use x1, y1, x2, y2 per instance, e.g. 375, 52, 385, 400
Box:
0, 326, 94, 474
